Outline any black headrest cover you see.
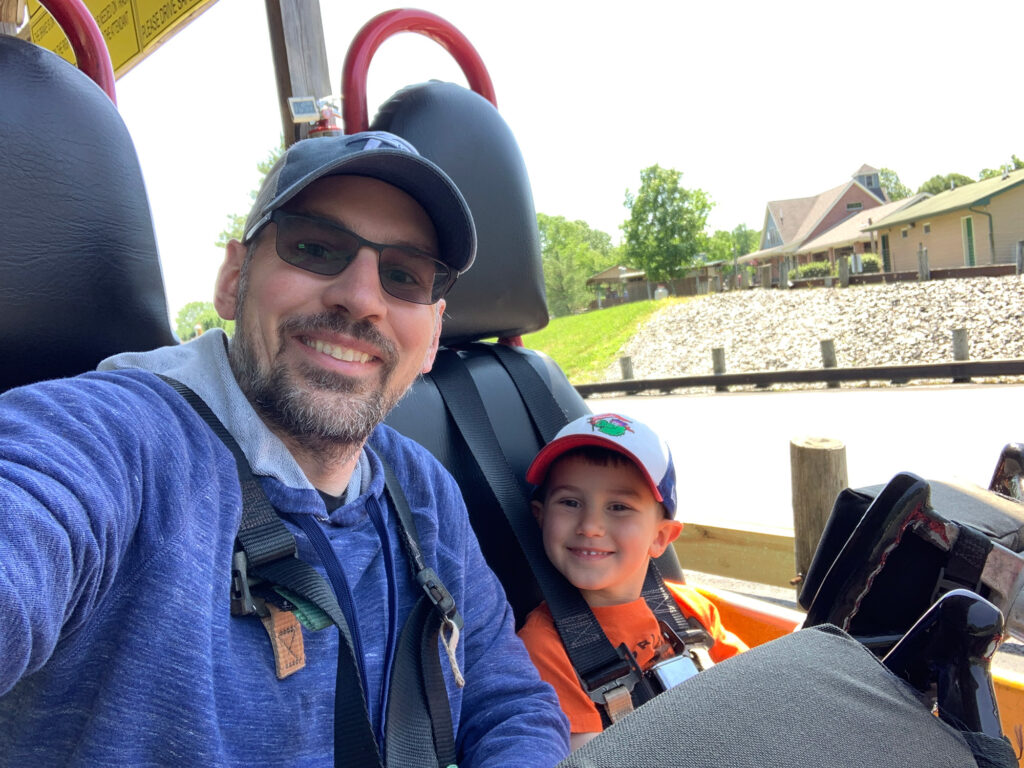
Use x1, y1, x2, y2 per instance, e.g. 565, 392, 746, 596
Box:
371, 81, 549, 345
0, 36, 175, 393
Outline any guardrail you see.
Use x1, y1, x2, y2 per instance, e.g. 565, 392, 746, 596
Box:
576, 358, 1024, 397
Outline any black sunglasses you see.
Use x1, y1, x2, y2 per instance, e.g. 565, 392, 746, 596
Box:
269, 210, 455, 304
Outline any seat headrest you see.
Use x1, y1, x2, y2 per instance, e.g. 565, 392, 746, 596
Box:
370, 81, 549, 345
0, 35, 176, 393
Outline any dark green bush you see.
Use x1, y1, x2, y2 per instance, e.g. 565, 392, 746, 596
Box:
860, 253, 882, 273
793, 261, 834, 279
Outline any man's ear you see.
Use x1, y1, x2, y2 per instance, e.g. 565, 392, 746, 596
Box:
649, 519, 683, 558
420, 299, 445, 374
214, 239, 247, 321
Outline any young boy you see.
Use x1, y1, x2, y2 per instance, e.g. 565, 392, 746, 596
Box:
518, 413, 747, 749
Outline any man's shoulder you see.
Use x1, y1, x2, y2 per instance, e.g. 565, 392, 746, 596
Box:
370, 422, 448, 476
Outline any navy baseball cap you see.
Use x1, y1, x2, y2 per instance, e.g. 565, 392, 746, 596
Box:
243, 131, 476, 275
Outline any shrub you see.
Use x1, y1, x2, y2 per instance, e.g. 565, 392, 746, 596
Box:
860, 253, 882, 273
793, 261, 834, 280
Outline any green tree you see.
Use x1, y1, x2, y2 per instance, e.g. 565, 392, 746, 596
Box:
879, 167, 912, 201
175, 301, 234, 341
979, 154, 1024, 179
622, 165, 712, 283
731, 223, 760, 256
704, 230, 734, 264
215, 143, 285, 248
537, 214, 619, 317
917, 173, 974, 195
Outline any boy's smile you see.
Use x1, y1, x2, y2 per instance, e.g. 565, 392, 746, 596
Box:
534, 454, 681, 607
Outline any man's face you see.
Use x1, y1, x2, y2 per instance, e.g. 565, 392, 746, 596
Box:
215, 175, 445, 451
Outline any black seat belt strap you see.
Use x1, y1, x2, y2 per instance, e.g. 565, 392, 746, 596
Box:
485, 342, 568, 443
159, 376, 382, 767
374, 453, 460, 768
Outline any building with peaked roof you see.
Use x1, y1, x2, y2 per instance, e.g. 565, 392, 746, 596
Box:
738, 166, 888, 279
864, 168, 1024, 272
797, 194, 929, 267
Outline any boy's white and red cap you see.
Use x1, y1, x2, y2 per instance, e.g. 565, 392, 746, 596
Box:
526, 413, 677, 518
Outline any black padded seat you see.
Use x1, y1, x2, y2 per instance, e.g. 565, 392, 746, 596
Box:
0, 35, 175, 394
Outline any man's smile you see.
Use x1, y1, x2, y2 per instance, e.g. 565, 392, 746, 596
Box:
302, 337, 376, 364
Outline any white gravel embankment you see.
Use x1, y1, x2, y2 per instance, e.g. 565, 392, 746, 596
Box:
608, 275, 1024, 388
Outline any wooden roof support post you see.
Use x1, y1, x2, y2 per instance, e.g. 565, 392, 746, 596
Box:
0, 0, 25, 36
264, 0, 333, 146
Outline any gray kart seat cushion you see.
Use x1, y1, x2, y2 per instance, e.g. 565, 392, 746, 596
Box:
560, 624, 1009, 768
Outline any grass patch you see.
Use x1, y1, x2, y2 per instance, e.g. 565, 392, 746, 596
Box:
521, 298, 689, 384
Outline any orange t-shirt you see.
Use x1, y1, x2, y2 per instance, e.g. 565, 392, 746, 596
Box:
517, 581, 748, 734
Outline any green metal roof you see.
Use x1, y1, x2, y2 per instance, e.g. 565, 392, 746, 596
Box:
865, 168, 1024, 230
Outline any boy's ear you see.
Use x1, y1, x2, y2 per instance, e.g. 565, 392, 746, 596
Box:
531, 498, 545, 526
649, 519, 683, 558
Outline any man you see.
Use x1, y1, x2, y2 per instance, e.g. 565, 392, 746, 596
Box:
0, 132, 569, 766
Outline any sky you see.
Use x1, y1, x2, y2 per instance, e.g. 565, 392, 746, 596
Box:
112, 0, 1024, 319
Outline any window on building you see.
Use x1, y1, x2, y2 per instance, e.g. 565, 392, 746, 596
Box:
901, 228, 909, 239
846, 202, 863, 211
923, 223, 931, 234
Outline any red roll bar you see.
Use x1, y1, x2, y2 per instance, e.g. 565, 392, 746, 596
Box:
36, 0, 116, 103
341, 8, 496, 134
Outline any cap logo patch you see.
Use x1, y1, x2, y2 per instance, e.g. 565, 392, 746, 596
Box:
588, 413, 634, 438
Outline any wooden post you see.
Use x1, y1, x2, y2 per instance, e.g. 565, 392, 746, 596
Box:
952, 328, 970, 383
712, 347, 727, 392
265, 0, 333, 146
619, 356, 634, 380
838, 256, 850, 287
820, 339, 839, 389
0, 0, 25, 34
1016, 241, 1024, 275
917, 245, 930, 280
791, 436, 848, 582
760, 265, 772, 288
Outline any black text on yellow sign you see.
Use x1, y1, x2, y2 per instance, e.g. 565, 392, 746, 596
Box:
27, 0, 216, 79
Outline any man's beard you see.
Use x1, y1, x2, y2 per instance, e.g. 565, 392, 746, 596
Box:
229, 308, 400, 456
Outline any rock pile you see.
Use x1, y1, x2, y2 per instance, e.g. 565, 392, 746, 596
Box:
610, 275, 1024, 387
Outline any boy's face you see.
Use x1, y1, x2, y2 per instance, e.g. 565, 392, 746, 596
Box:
533, 454, 682, 607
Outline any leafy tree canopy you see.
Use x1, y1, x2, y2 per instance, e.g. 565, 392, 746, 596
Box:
731, 223, 760, 256
917, 172, 974, 195
537, 213, 620, 317
979, 154, 1024, 180
175, 301, 234, 342
704, 230, 734, 264
215, 142, 285, 249
622, 165, 712, 283
879, 168, 912, 201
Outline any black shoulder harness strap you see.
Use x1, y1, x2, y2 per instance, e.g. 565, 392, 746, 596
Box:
160, 376, 459, 768
429, 344, 713, 723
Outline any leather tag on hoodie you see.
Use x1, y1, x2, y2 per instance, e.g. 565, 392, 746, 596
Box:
260, 603, 306, 679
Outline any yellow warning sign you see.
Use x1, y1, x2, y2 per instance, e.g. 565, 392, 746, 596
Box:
27, 0, 216, 78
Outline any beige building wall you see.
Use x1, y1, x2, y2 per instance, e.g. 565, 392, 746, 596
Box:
988, 189, 1024, 263
879, 185, 1024, 271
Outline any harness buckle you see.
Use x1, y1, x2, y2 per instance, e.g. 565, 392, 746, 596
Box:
230, 549, 258, 616
417, 567, 462, 628
584, 645, 642, 722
